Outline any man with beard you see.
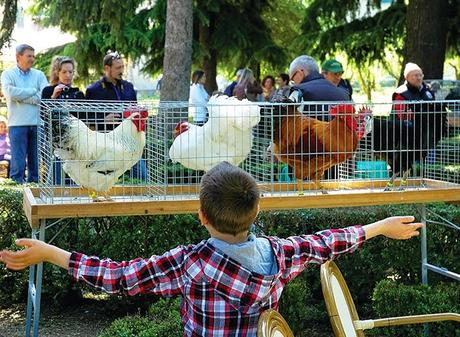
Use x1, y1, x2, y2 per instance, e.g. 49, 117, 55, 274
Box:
85, 51, 146, 180
86, 51, 137, 131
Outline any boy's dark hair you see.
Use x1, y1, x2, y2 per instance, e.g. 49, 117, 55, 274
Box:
199, 162, 260, 235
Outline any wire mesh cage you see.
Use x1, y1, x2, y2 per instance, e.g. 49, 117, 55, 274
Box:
39, 99, 158, 203
37, 97, 460, 205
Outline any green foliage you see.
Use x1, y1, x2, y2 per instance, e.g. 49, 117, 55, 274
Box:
0, 184, 30, 303
0, 0, 18, 50
31, 0, 301, 86
31, 0, 167, 78
98, 298, 182, 337
261, 204, 460, 334
371, 280, 460, 337
278, 273, 330, 337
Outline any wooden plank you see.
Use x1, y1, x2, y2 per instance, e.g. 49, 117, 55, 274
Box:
260, 189, 460, 210
28, 178, 439, 199
23, 188, 38, 228
24, 187, 460, 228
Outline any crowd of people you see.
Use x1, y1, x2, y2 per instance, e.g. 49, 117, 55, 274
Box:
0, 44, 146, 184
0, 43, 441, 183
188, 57, 355, 124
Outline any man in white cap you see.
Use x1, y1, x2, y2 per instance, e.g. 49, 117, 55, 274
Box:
389, 62, 446, 184
392, 62, 434, 121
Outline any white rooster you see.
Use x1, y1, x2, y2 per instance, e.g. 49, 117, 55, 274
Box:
169, 94, 261, 171
51, 107, 148, 201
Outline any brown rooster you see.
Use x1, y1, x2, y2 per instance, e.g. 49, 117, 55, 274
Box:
272, 101, 367, 193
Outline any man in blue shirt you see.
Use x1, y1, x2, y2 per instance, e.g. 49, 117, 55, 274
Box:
0, 44, 48, 183
85, 52, 146, 181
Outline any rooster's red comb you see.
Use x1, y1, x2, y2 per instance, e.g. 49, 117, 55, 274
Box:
329, 104, 355, 116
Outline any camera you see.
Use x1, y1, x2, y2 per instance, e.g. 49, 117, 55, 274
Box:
62, 86, 69, 93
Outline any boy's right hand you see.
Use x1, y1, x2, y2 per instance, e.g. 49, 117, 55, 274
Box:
364, 216, 423, 240
0, 239, 49, 270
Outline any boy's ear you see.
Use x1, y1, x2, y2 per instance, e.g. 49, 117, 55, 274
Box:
198, 208, 210, 226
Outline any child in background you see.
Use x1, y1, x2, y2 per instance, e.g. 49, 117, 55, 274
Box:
0, 162, 423, 337
0, 117, 11, 177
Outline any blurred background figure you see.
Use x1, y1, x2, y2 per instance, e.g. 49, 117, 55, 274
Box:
321, 59, 353, 99
224, 69, 243, 97
271, 73, 291, 101
189, 70, 210, 126
0, 117, 11, 178
233, 68, 263, 102
262, 75, 276, 102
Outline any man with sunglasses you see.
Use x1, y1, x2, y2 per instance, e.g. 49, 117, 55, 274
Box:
86, 52, 137, 131
85, 52, 146, 181
288, 55, 351, 121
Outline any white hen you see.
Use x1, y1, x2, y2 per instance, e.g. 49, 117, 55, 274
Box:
51, 108, 148, 200
169, 94, 261, 171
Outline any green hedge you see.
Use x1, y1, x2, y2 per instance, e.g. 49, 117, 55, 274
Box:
1, 183, 459, 336
98, 298, 182, 337
371, 280, 460, 337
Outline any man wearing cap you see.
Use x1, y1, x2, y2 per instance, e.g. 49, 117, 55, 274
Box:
390, 62, 446, 177
321, 59, 353, 98
392, 62, 435, 121
288, 55, 351, 121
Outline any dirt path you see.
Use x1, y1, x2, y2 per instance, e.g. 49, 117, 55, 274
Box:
0, 301, 119, 337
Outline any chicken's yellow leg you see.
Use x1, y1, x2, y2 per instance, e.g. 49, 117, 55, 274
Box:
296, 180, 304, 196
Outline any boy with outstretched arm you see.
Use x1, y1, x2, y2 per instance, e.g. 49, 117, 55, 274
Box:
0, 162, 422, 337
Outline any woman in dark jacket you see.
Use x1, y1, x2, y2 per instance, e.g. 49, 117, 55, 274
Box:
41, 56, 84, 101
42, 56, 84, 185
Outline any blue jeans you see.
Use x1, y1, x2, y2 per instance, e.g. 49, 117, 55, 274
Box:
128, 159, 147, 181
9, 126, 39, 183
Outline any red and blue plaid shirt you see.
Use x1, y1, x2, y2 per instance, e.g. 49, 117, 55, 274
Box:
68, 225, 365, 336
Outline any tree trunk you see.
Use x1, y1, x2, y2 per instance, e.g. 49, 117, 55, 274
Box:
160, 0, 193, 101
402, 0, 447, 81
199, 20, 218, 94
